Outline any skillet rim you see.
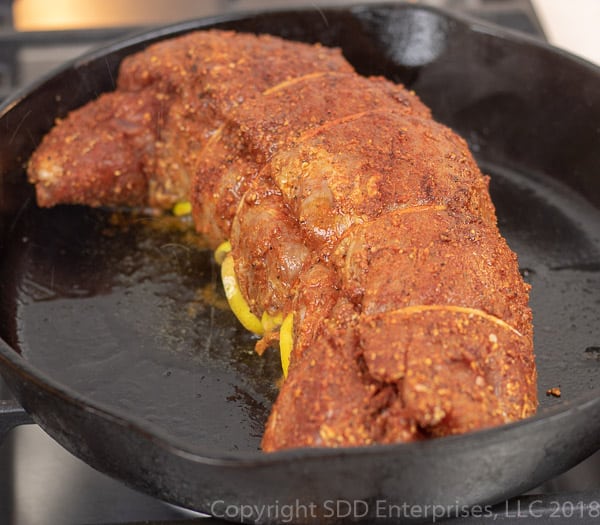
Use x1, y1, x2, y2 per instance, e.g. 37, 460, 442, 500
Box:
1, 1, 599, 465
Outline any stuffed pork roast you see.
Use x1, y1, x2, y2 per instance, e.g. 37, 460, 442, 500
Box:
27, 30, 537, 451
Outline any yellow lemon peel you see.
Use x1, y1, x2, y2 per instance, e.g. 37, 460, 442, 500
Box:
214, 240, 232, 265
172, 201, 192, 216
261, 311, 283, 332
220, 253, 264, 335
279, 313, 294, 378
216, 240, 293, 377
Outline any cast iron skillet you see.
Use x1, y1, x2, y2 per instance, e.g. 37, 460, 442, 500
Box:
1, 3, 600, 523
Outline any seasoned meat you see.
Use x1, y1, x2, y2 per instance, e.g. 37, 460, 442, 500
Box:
26, 29, 537, 452
30, 90, 160, 207
262, 209, 535, 449
192, 71, 433, 244
29, 30, 354, 208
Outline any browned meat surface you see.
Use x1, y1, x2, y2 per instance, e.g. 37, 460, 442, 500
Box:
263, 209, 535, 449
192, 72, 433, 244
29, 30, 353, 208
265, 306, 535, 448
30, 90, 161, 207
26, 29, 537, 452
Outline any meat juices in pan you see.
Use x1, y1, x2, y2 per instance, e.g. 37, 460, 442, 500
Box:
27, 30, 537, 451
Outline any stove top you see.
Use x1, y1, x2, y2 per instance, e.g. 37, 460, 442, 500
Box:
1, 1, 599, 524
0, 0, 544, 104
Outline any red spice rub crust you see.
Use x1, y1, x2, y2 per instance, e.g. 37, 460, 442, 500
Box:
263, 307, 535, 449
26, 30, 537, 452
29, 30, 353, 209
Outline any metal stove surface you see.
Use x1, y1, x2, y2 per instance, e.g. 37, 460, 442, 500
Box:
1, 1, 599, 524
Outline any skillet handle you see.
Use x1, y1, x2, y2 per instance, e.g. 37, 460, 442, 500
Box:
0, 399, 34, 443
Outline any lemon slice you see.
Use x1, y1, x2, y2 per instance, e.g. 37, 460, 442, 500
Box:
279, 313, 294, 378
221, 253, 264, 335
214, 240, 232, 265
172, 201, 192, 216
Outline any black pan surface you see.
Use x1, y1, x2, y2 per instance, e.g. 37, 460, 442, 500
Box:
0, 3, 599, 523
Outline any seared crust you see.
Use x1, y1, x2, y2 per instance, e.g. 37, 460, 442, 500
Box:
192, 71, 432, 245
26, 30, 537, 452
261, 208, 535, 450
263, 307, 535, 449
29, 31, 353, 209
332, 208, 532, 335
29, 91, 159, 207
